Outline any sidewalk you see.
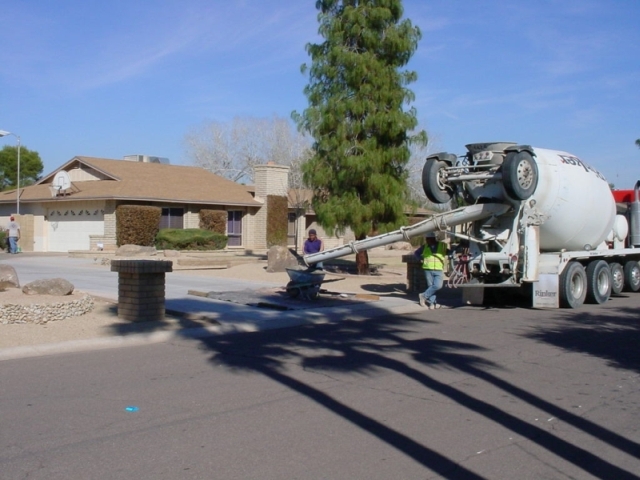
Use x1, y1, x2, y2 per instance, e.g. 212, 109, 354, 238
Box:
0, 250, 438, 361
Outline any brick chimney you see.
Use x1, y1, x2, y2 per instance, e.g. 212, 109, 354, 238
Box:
254, 163, 290, 200
252, 163, 290, 249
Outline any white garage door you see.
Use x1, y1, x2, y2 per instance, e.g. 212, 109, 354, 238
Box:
47, 207, 105, 252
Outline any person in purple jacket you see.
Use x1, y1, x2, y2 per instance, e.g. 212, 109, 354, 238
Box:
303, 229, 324, 270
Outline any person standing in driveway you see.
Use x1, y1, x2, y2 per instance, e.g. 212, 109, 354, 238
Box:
415, 232, 448, 309
6, 216, 20, 254
303, 228, 324, 270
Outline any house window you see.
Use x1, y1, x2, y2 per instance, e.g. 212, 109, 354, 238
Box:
160, 208, 184, 229
227, 211, 243, 247
288, 212, 296, 246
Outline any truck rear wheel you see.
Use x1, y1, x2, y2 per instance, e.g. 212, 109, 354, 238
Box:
609, 262, 624, 295
586, 260, 612, 304
623, 260, 640, 292
422, 159, 453, 204
559, 261, 587, 308
502, 151, 538, 201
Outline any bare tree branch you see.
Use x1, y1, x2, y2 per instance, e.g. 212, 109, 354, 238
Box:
184, 115, 311, 184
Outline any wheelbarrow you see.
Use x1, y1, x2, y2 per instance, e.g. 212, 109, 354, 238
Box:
285, 268, 343, 300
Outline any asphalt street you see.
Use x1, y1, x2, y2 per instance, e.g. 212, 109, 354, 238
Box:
2, 279, 640, 479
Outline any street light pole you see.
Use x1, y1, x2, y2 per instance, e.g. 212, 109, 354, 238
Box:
0, 130, 21, 214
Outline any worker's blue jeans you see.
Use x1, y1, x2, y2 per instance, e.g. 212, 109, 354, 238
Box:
423, 269, 444, 305
7, 236, 18, 254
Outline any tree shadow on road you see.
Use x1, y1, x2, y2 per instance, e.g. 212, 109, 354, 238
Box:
197, 315, 490, 479
526, 304, 640, 373
192, 310, 640, 479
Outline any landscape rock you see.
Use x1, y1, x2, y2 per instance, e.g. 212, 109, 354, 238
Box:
0, 264, 20, 289
266, 246, 301, 273
163, 249, 181, 257
116, 245, 158, 256
22, 278, 75, 296
0, 293, 94, 324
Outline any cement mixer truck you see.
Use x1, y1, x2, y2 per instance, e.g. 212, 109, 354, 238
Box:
303, 142, 640, 309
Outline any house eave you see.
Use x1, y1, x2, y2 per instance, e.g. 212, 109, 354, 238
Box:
36, 156, 121, 185
0, 195, 261, 207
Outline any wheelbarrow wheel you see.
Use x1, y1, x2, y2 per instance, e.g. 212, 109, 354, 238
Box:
307, 284, 320, 300
286, 281, 301, 298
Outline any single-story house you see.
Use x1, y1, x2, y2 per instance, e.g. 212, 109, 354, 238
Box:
0, 155, 321, 253
0, 154, 433, 254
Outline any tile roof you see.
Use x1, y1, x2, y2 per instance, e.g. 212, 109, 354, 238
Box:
0, 156, 261, 207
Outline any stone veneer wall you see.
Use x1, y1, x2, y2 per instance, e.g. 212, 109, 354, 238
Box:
90, 200, 117, 250
248, 205, 266, 250
184, 209, 199, 229
103, 200, 117, 247
14, 214, 35, 253
242, 207, 257, 251
0, 295, 94, 324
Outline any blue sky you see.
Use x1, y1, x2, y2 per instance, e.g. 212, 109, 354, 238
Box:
1, 0, 639, 188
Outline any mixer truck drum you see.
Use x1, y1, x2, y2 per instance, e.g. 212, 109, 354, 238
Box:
422, 158, 454, 204
502, 151, 539, 201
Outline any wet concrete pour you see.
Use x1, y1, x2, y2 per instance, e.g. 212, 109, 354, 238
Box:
189, 287, 379, 311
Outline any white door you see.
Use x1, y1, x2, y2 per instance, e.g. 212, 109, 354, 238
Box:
47, 207, 104, 251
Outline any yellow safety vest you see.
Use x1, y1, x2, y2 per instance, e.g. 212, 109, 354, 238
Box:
422, 242, 447, 270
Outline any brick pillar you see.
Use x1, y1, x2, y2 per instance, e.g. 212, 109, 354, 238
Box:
110, 260, 173, 322
402, 254, 426, 293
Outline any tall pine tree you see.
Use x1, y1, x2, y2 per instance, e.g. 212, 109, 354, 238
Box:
295, 0, 425, 274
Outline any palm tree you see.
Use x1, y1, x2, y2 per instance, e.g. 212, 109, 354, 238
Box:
636, 138, 640, 148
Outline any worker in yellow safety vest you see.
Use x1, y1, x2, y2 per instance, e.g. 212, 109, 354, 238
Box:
414, 232, 448, 309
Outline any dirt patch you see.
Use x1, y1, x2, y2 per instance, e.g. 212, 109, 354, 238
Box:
0, 293, 120, 349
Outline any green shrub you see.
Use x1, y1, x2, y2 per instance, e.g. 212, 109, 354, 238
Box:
155, 228, 227, 250
116, 205, 161, 246
199, 209, 227, 233
266, 195, 288, 247
0, 230, 6, 251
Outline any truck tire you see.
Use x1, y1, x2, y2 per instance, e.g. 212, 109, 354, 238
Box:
609, 262, 624, 295
586, 260, 612, 304
422, 158, 453, 204
502, 151, 538, 201
559, 261, 587, 308
623, 260, 640, 292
